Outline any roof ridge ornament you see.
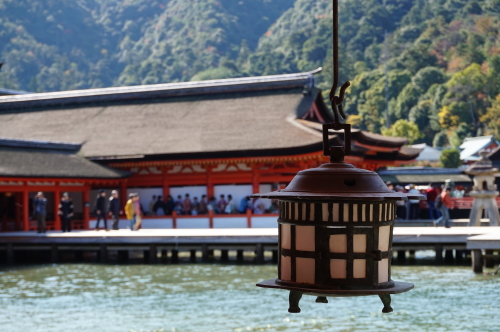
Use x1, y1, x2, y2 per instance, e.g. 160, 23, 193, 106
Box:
323, 0, 351, 163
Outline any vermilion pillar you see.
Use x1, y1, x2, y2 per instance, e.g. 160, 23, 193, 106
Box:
120, 180, 127, 209
252, 166, 260, 194
83, 185, 90, 229
54, 184, 61, 231
22, 188, 29, 231
162, 168, 170, 199
207, 166, 214, 198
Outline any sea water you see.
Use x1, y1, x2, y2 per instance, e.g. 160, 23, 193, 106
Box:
0, 262, 499, 332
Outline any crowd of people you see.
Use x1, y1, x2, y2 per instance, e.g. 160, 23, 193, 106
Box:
387, 182, 454, 228
31, 182, 458, 233
93, 190, 143, 231
146, 194, 278, 216
32, 191, 75, 233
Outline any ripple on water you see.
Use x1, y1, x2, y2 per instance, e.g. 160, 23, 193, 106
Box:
0, 264, 499, 332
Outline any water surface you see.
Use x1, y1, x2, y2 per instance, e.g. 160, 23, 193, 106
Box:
0, 263, 498, 332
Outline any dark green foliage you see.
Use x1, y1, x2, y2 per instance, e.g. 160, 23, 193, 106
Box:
440, 148, 462, 168
433, 131, 449, 147
412, 67, 447, 93
0, 0, 295, 91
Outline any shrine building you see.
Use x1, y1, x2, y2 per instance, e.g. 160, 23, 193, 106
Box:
0, 68, 421, 231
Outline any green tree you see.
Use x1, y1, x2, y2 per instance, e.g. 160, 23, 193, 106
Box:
443, 63, 488, 132
480, 94, 500, 139
433, 131, 449, 147
394, 83, 420, 119
381, 119, 424, 144
440, 148, 462, 168
411, 67, 447, 93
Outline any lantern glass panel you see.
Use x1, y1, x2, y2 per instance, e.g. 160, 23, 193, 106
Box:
309, 203, 315, 220
321, 203, 328, 221
378, 258, 389, 283
329, 234, 347, 253
352, 203, 358, 222
343, 203, 349, 221
296, 258, 315, 284
353, 259, 366, 278
353, 234, 367, 253
378, 225, 391, 251
281, 255, 291, 280
332, 203, 340, 221
281, 224, 291, 249
296, 226, 315, 251
330, 259, 347, 279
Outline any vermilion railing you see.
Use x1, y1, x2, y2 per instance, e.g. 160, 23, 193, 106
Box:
451, 197, 500, 209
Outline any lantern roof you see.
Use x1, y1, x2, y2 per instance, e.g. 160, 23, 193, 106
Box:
465, 150, 499, 175
253, 161, 424, 201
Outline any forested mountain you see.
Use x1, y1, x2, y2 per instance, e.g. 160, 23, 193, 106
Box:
0, 0, 294, 90
2, 0, 500, 148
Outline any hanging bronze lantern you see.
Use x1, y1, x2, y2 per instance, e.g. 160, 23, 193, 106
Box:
252, 0, 424, 314
253, 138, 423, 312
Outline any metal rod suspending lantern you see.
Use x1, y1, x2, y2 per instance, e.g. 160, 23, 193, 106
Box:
251, 0, 425, 314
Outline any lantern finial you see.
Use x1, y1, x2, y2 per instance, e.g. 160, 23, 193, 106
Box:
323, 0, 352, 162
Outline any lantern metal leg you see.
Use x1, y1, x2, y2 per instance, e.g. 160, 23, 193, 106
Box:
315, 296, 328, 303
379, 294, 393, 313
288, 291, 303, 313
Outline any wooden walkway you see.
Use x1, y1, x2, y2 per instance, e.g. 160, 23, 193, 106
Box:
1, 227, 499, 267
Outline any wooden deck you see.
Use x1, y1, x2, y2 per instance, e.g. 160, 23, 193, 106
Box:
1, 227, 500, 249
0, 227, 499, 267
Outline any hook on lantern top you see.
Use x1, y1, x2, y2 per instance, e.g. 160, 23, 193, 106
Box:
323, 0, 352, 162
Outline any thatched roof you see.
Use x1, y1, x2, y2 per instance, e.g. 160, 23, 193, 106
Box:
0, 70, 330, 159
0, 69, 421, 163
0, 139, 128, 179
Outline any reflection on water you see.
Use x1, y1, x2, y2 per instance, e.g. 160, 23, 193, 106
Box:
0, 263, 499, 332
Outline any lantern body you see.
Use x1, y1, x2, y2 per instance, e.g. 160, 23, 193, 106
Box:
278, 200, 395, 289
254, 162, 423, 313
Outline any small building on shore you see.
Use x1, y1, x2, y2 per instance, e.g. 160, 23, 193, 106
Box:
0, 69, 421, 231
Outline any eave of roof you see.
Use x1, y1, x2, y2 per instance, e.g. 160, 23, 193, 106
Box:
0, 88, 29, 96
0, 138, 81, 152
0, 149, 130, 179
0, 68, 321, 111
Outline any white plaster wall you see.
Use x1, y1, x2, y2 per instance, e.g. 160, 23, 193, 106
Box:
90, 218, 173, 229
251, 216, 278, 228
176, 217, 210, 229
213, 217, 247, 228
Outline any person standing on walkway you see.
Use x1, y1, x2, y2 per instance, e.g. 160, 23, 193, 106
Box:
425, 184, 440, 220
148, 195, 156, 216
198, 195, 208, 215
191, 197, 200, 215
225, 195, 236, 214
207, 197, 218, 213
125, 193, 135, 230
108, 190, 122, 230
436, 187, 453, 228
133, 194, 142, 230
58, 192, 74, 232
165, 195, 175, 215
33, 192, 47, 233
183, 194, 192, 215
218, 194, 227, 214
94, 189, 108, 231
408, 184, 420, 219
153, 195, 165, 215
